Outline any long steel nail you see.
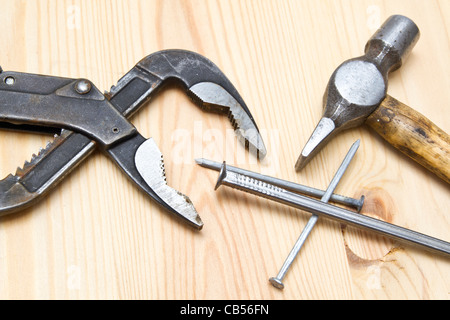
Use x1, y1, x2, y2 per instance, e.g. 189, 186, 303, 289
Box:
195, 159, 364, 211
214, 163, 450, 259
269, 140, 360, 289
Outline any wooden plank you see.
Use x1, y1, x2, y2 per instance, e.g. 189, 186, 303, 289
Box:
0, 0, 448, 300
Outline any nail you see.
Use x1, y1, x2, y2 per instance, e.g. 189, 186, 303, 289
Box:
214, 160, 450, 263
269, 140, 360, 289
196, 158, 364, 211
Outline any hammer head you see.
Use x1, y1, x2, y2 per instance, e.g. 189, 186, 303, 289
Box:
295, 15, 420, 171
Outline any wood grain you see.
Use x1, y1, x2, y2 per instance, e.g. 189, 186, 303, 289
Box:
0, 0, 449, 300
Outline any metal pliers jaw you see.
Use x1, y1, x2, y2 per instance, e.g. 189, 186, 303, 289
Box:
0, 49, 267, 229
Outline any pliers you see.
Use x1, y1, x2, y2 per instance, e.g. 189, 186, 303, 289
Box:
0, 49, 266, 229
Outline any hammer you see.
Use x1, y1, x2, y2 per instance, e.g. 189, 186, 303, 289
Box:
295, 15, 450, 184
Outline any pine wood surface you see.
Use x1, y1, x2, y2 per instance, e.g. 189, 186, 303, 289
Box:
0, 0, 448, 300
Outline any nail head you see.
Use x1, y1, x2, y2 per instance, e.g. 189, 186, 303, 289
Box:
269, 277, 284, 289
214, 162, 227, 190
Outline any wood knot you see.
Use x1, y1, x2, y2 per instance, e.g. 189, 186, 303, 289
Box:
342, 187, 398, 266
377, 107, 396, 124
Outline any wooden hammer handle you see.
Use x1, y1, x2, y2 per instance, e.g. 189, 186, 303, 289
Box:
365, 94, 450, 184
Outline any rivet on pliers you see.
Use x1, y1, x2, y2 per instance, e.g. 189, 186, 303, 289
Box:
75, 79, 91, 94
